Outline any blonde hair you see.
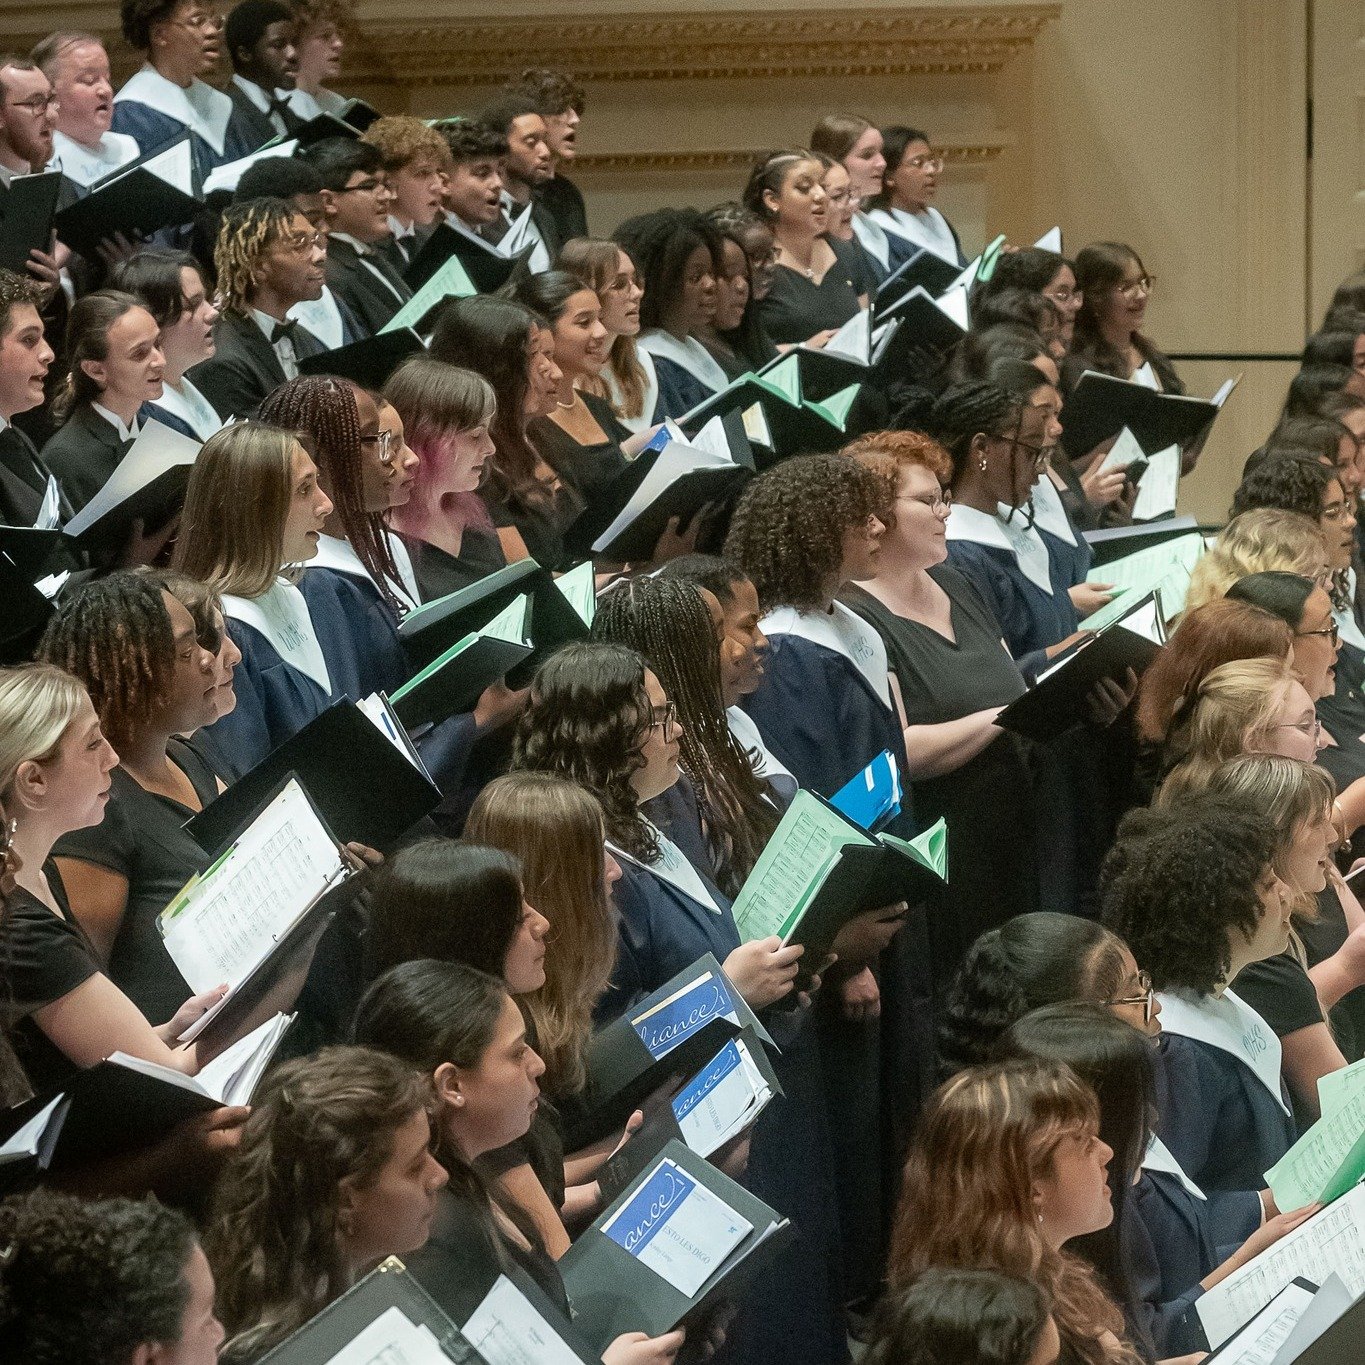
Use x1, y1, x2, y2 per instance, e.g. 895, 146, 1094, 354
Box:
1185, 509, 1328, 613
171, 423, 299, 599
1158, 658, 1298, 804
464, 773, 616, 1096
0, 664, 88, 799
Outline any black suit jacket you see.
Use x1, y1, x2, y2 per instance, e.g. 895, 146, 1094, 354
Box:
0, 424, 71, 526
538, 174, 588, 245
188, 311, 325, 420
325, 236, 412, 337
40, 404, 128, 513
224, 79, 301, 152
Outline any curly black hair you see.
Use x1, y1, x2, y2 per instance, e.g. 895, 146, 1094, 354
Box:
1230, 454, 1339, 522
120, 0, 181, 50
937, 912, 1130, 1078
0, 1189, 198, 1364
511, 640, 658, 861
723, 452, 887, 612
1100, 795, 1278, 995
612, 209, 723, 333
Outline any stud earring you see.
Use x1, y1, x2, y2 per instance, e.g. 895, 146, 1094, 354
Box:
978, 455, 989, 473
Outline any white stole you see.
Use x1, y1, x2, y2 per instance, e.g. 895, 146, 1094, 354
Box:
866, 204, 959, 264
152, 377, 222, 441
637, 330, 729, 395
311, 533, 416, 612
602, 347, 659, 435
1157, 987, 1290, 1115
850, 212, 891, 270
760, 601, 893, 709
608, 824, 723, 915
223, 578, 331, 693
47, 129, 139, 186
1141, 1134, 1206, 1200
1026, 473, 1078, 547
726, 705, 797, 794
947, 502, 1055, 596
114, 65, 234, 155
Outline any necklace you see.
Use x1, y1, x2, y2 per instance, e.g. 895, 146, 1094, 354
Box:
555, 395, 577, 410
778, 243, 817, 279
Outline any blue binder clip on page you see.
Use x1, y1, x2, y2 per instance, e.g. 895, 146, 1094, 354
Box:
829, 749, 902, 832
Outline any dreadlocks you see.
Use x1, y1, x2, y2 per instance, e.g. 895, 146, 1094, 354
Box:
592, 575, 780, 895
258, 377, 405, 612
215, 197, 295, 316
37, 571, 174, 750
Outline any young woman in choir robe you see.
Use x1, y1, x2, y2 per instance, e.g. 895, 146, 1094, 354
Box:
1101, 795, 1300, 1198
429, 296, 579, 568
516, 270, 637, 503
700, 205, 780, 375
810, 114, 893, 285
865, 126, 965, 268
1001, 1004, 1314, 1359
206, 1045, 450, 1365
111, 251, 224, 442
354, 961, 688, 1365
890, 1060, 1141, 1365
743, 150, 865, 348
40, 573, 228, 1022
42, 291, 165, 512
0, 663, 272, 1091
558, 238, 659, 435
978, 247, 1085, 353
613, 209, 730, 423
1063, 243, 1183, 398
113, 0, 255, 178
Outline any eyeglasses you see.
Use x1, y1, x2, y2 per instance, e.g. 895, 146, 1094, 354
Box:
359, 428, 397, 464
337, 177, 386, 196
1274, 715, 1322, 740
906, 154, 944, 173
1117, 276, 1155, 301
897, 490, 952, 514
7, 94, 58, 115
283, 230, 326, 253
825, 188, 864, 209
649, 700, 679, 733
1043, 286, 1083, 306
1001, 435, 1050, 469
1297, 620, 1340, 647
1102, 971, 1155, 1025
1322, 500, 1355, 523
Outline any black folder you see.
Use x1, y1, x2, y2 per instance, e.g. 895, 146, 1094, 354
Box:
1061, 370, 1222, 460
594, 463, 749, 564
299, 327, 425, 389
1292, 1288, 1365, 1364
996, 615, 1161, 742
1083, 515, 1203, 567
389, 632, 531, 730
184, 700, 442, 857
567, 954, 774, 1150
0, 171, 63, 273
403, 222, 534, 295
398, 559, 542, 667
0, 554, 54, 665
559, 1139, 796, 1352
873, 246, 963, 320
0, 525, 71, 582
259, 1257, 481, 1363
62, 454, 193, 562
875, 286, 967, 355
53, 141, 201, 259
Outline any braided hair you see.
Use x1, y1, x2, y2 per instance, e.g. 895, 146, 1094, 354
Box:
922, 379, 1029, 513
215, 197, 295, 316
258, 376, 404, 611
37, 571, 174, 751
593, 576, 779, 895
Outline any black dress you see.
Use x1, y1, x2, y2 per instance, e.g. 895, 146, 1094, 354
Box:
527, 391, 630, 504
52, 738, 220, 1022
0, 873, 100, 1094
757, 237, 864, 346
407, 528, 507, 601
842, 566, 1039, 994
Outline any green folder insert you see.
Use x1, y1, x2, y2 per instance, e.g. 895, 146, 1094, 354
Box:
390, 593, 529, 705
1266, 1080, 1365, 1212
380, 254, 478, 334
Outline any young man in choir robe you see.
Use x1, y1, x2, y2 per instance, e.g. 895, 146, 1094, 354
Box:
361, 115, 447, 273
435, 117, 508, 243
188, 196, 327, 419
32, 33, 140, 187
223, 0, 302, 152
506, 68, 588, 244
302, 136, 413, 336
475, 93, 559, 273
0, 269, 67, 527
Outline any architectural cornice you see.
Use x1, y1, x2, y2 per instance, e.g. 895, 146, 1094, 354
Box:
573, 138, 1010, 176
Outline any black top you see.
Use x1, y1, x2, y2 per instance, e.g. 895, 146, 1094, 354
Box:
757, 236, 864, 346
842, 565, 1039, 984
406, 528, 508, 602
52, 738, 220, 1022
0, 872, 100, 1094
478, 1106, 566, 1213
482, 480, 580, 574
537, 174, 589, 245
527, 391, 631, 504
407, 1184, 570, 1324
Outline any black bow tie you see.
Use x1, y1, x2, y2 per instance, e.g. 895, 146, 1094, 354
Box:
267, 95, 292, 117
271, 319, 299, 345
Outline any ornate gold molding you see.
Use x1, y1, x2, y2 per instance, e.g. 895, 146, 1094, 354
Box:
573, 139, 1010, 176
346, 4, 1061, 87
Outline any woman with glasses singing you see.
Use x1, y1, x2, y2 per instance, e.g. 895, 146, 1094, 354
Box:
112, 0, 256, 179
840, 429, 1039, 984
1063, 241, 1183, 396
864, 125, 966, 268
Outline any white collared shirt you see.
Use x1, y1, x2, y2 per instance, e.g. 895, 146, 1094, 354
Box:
152, 377, 222, 441
90, 402, 138, 443
727, 705, 798, 801
330, 232, 407, 304
250, 307, 299, 380
231, 74, 290, 138
387, 215, 416, 262
47, 129, 140, 187
114, 64, 234, 155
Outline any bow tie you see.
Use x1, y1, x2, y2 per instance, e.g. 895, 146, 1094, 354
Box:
271, 319, 299, 345
266, 93, 293, 118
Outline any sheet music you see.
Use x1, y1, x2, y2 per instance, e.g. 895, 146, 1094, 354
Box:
1210, 1279, 1317, 1365
144, 138, 195, 195
0, 1095, 64, 1161
1098, 427, 1147, 475
159, 779, 342, 1004
36, 475, 60, 530
819, 308, 871, 364
1197, 1185, 1365, 1347
592, 439, 734, 553
462, 1276, 583, 1365
672, 1037, 771, 1158
1275, 1274, 1356, 1363
1132, 445, 1181, 521
63, 418, 201, 539
323, 1306, 451, 1364
193, 1011, 294, 1105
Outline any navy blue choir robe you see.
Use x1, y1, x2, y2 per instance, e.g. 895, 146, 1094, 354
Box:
599, 825, 846, 1365
111, 67, 254, 179
638, 331, 727, 424
740, 604, 934, 1301
1154, 993, 1297, 1201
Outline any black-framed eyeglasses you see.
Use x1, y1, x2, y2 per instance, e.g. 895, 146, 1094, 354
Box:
1000, 434, 1050, 469
649, 700, 678, 733
1297, 620, 1340, 647
337, 177, 385, 196
1103, 970, 1155, 1024
7, 94, 58, 115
